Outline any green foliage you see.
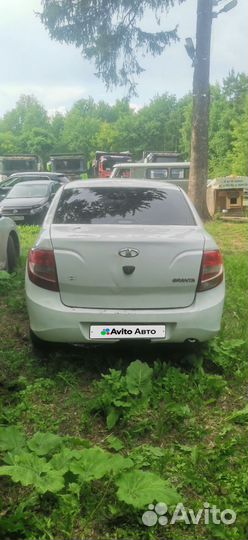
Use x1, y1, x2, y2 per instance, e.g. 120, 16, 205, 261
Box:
0, 427, 179, 512
0, 425, 25, 451
39, 1, 182, 93
70, 447, 133, 481
106, 435, 124, 452
89, 360, 153, 428
0, 223, 247, 539
0, 452, 65, 493
230, 94, 248, 175
0, 73, 247, 176
27, 432, 62, 456
208, 72, 248, 177
126, 359, 153, 396
207, 338, 246, 372
226, 405, 248, 424
129, 444, 166, 469
0, 131, 19, 153
116, 470, 180, 509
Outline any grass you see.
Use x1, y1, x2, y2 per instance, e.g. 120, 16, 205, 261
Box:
0, 221, 247, 540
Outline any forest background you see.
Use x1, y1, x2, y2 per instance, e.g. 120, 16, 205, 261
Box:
0, 71, 247, 178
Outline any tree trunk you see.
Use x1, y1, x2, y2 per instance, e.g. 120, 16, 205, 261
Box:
188, 0, 213, 220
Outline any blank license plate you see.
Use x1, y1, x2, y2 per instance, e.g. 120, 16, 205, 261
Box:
90, 325, 166, 339
13, 215, 24, 221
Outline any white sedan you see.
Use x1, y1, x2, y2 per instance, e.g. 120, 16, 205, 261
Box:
25, 180, 225, 348
0, 216, 20, 272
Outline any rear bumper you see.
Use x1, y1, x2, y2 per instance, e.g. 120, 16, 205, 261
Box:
25, 275, 225, 344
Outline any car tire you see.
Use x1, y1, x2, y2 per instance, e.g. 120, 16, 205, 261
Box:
7, 235, 18, 273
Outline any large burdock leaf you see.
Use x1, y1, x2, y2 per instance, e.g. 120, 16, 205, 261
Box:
0, 453, 50, 485
116, 470, 180, 509
70, 448, 133, 482
107, 454, 133, 474
0, 426, 26, 451
126, 360, 153, 397
37, 470, 65, 494
49, 448, 83, 474
70, 448, 112, 482
27, 432, 62, 456
0, 453, 64, 493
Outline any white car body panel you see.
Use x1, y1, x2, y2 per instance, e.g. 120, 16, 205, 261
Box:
50, 224, 205, 309
25, 278, 225, 343
25, 180, 225, 344
0, 216, 20, 270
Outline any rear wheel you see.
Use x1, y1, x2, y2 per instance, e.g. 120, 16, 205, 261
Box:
7, 235, 18, 273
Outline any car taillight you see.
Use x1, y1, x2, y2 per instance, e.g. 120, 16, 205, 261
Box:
197, 250, 223, 292
28, 249, 59, 291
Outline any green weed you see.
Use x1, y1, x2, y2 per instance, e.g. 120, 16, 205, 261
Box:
0, 222, 247, 539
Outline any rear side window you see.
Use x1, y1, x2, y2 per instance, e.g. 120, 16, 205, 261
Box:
146, 168, 168, 179
170, 168, 189, 179
53, 187, 195, 226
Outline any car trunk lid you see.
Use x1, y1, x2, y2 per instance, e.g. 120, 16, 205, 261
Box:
50, 224, 205, 309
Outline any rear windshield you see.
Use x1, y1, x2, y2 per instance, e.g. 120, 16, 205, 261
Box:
53, 187, 195, 226
10, 175, 49, 183
52, 159, 84, 172
8, 184, 50, 198
2, 159, 37, 172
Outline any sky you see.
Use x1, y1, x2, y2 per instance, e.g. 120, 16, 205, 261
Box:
0, 0, 247, 117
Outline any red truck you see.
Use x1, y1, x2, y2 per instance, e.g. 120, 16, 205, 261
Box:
94, 151, 132, 178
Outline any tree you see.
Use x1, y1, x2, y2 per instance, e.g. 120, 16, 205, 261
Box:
39, 0, 240, 218
208, 73, 248, 177
185, 1, 239, 216
21, 128, 55, 164
178, 94, 192, 159
50, 112, 66, 152
229, 94, 248, 176
39, 1, 184, 94
208, 83, 230, 177
62, 105, 101, 156
95, 122, 119, 152
2, 95, 49, 135
0, 132, 20, 154
186, 0, 212, 218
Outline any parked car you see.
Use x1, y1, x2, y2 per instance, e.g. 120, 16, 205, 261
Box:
110, 162, 190, 191
25, 179, 225, 348
0, 181, 60, 225
0, 215, 20, 272
0, 172, 70, 202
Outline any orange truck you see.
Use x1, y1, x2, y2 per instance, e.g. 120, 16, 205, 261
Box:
94, 151, 132, 178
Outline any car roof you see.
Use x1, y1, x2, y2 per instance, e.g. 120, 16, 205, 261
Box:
10, 180, 55, 186
112, 162, 190, 168
63, 179, 181, 191
8, 172, 66, 178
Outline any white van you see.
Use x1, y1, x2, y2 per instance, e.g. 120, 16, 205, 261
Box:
110, 162, 190, 191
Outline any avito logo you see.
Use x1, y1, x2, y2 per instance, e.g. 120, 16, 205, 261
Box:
101, 328, 111, 336
100, 327, 158, 336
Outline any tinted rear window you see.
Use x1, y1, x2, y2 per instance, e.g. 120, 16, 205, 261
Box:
53, 187, 195, 225
8, 184, 50, 198
15, 176, 49, 182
